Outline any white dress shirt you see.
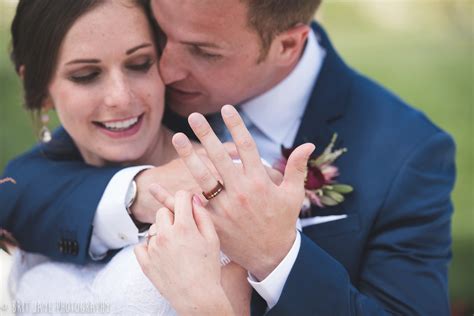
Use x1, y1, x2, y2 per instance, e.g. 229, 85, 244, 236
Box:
90, 29, 325, 309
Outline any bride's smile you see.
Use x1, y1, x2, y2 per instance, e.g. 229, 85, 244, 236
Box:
44, 1, 166, 166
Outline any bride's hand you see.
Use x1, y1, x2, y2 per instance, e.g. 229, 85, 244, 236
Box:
134, 191, 234, 315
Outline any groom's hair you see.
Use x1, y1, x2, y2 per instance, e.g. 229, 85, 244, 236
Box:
241, 0, 322, 59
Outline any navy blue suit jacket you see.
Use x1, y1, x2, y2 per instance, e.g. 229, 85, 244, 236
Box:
1, 23, 455, 315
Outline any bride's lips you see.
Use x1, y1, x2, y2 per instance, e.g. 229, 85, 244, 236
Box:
93, 114, 144, 139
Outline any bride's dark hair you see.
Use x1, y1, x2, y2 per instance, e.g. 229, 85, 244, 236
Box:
10, 0, 152, 112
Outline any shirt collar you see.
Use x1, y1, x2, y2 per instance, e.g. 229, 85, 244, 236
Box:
241, 30, 325, 146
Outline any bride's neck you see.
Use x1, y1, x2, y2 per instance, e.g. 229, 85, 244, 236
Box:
79, 127, 177, 168
134, 126, 176, 167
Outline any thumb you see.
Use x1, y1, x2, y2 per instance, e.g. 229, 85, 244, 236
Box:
282, 143, 315, 189
192, 195, 219, 243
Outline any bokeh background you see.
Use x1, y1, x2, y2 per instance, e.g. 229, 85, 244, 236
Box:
0, 0, 472, 314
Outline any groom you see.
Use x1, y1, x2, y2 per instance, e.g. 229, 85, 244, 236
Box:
1, 0, 455, 315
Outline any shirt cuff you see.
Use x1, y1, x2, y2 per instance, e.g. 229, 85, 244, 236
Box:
89, 166, 152, 260
247, 231, 301, 309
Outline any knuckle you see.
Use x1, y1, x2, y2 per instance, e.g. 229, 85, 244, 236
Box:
196, 124, 213, 139
213, 149, 228, 163
296, 163, 308, 174
236, 136, 255, 151
226, 115, 240, 128
197, 171, 213, 184
235, 190, 250, 206
252, 179, 267, 192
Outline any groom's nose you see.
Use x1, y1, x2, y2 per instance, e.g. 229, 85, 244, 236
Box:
159, 44, 188, 85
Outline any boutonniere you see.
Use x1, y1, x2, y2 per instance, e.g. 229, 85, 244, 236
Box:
274, 134, 353, 215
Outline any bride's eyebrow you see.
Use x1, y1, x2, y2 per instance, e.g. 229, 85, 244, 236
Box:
126, 43, 153, 55
66, 59, 100, 65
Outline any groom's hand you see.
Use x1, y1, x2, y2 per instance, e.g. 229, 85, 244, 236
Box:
131, 160, 197, 224
131, 143, 282, 225
172, 105, 315, 280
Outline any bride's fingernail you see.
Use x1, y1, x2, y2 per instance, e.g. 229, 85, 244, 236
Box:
192, 194, 203, 206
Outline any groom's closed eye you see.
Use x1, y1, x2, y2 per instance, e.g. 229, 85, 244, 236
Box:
189, 45, 223, 61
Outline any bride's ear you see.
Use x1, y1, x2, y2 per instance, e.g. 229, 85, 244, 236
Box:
18, 65, 25, 80
41, 95, 54, 111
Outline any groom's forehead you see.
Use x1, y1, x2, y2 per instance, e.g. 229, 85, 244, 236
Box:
151, 0, 251, 42
150, 0, 248, 26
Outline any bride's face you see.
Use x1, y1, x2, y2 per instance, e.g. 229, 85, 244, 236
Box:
46, 1, 164, 166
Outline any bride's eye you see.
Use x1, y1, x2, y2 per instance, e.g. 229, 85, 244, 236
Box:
127, 58, 154, 72
69, 70, 100, 84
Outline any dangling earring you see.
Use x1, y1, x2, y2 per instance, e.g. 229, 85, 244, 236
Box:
39, 111, 52, 143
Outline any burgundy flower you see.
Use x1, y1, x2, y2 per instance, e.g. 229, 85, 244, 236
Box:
275, 134, 353, 210
306, 165, 326, 189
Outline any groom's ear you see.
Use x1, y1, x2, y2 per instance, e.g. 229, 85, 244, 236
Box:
272, 24, 310, 67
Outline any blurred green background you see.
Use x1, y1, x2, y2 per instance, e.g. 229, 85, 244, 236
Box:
1, 0, 473, 311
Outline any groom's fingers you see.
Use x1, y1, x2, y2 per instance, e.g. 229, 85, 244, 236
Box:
282, 143, 315, 190
187, 113, 238, 183
172, 133, 223, 194
220, 105, 266, 176
149, 183, 175, 211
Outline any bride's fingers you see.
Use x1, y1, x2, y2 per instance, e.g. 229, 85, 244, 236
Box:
149, 183, 175, 210
134, 243, 152, 273
155, 206, 174, 230
173, 191, 195, 227
192, 195, 218, 242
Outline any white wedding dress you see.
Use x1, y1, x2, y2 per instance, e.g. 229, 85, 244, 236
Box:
9, 245, 178, 315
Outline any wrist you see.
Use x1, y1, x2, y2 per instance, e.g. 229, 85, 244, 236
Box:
128, 169, 156, 225
249, 230, 296, 281
175, 286, 234, 316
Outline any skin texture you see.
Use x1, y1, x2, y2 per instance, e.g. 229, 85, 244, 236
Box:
132, 0, 309, 223
135, 191, 242, 315
131, 1, 314, 310
33, 0, 251, 312
137, 106, 314, 298
151, 0, 308, 116
44, 0, 171, 167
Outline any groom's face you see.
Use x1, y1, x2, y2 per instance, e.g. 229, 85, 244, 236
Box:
151, 0, 282, 116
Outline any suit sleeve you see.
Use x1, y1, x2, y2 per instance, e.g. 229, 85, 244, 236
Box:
265, 131, 455, 315
0, 145, 121, 264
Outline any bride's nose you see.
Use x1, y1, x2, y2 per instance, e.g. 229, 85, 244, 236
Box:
103, 71, 132, 108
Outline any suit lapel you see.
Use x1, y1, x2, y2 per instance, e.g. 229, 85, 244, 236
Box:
294, 22, 354, 156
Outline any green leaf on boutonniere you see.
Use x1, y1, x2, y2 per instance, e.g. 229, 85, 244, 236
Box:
320, 195, 339, 206
332, 184, 354, 194
325, 190, 345, 203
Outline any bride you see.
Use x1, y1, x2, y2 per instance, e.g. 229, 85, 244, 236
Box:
6, 0, 251, 314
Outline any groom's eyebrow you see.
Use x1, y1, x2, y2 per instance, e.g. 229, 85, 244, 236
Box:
126, 43, 153, 55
